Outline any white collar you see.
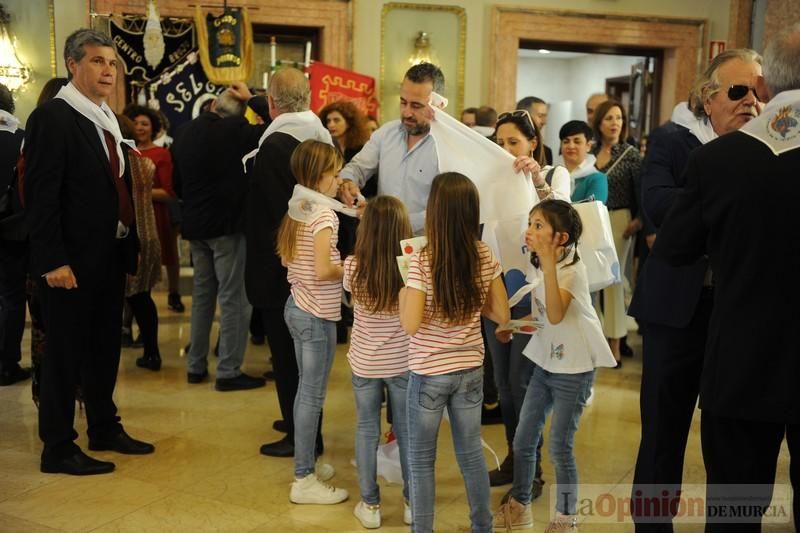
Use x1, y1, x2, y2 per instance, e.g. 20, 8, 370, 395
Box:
242, 109, 333, 171
687, 115, 718, 145
568, 153, 598, 180
54, 82, 137, 177
0, 110, 20, 133
739, 89, 800, 155
670, 101, 694, 129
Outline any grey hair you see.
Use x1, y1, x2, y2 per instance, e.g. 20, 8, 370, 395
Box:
688, 48, 762, 118
763, 24, 800, 97
0, 83, 14, 113
268, 68, 310, 113
214, 89, 246, 118
64, 29, 114, 78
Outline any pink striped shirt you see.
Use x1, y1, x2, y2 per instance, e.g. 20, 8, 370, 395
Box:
406, 242, 501, 376
287, 208, 342, 321
343, 257, 409, 378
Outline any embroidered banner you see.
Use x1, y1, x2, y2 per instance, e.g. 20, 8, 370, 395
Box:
306, 62, 380, 120
109, 16, 195, 84
144, 51, 225, 135
195, 6, 253, 84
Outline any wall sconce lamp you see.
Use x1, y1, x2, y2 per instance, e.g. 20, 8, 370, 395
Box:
0, 6, 31, 92
408, 31, 433, 66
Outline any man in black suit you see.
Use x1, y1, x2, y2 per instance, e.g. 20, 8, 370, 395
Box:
629, 48, 763, 531
25, 29, 154, 476
653, 27, 800, 532
244, 68, 332, 457
172, 83, 268, 392
0, 82, 29, 386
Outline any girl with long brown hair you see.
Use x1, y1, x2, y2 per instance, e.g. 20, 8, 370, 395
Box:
275, 140, 350, 506
399, 172, 510, 532
344, 196, 413, 528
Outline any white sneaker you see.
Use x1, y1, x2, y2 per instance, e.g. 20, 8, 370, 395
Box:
404, 500, 412, 525
353, 500, 381, 529
289, 473, 349, 504
316, 461, 335, 482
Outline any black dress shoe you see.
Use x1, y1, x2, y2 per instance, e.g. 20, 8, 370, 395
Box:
0, 364, 32, 386
136, 353, 161, 371
260, 435, 294, 457
250, 335, 265, 345
620, 336, 634, 358
215, 373, 266, 392
263, 370, 275, 381
168, 292, 185, 312
481, 402, 503, 425
187, 370, 208, 383
272, 419, 288, 433
41, 449, 115, 475
489, 453, 514, 486
89, 430, 155, 455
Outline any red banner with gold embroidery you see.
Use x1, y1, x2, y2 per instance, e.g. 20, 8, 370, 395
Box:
306, 62, 379, 120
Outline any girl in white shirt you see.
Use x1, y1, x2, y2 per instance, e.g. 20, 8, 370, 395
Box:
344, 196, 413, 528
399, 172, 511, 533
276, 140, 348, 505
493, 199, 617, 532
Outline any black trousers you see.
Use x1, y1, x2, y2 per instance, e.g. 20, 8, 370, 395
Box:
261, 306, 322, 447
702, 413, 799, 532
126, 291, 159, 356
0, 241, 27, 369
632, 288, 712, 531
38, 260, 126, 459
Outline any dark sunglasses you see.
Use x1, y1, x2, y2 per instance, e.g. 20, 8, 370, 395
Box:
726, 84, 760, 101
498, 109, 536, 130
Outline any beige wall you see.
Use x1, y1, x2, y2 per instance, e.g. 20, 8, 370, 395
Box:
10, 0, 737, 124
354, 0, 732, 113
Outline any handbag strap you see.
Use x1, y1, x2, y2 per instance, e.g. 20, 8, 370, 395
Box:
604, 144, 634, 177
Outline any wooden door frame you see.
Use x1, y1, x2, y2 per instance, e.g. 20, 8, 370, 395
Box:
489, 6, 707, 124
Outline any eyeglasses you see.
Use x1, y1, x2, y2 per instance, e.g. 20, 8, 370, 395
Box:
498, 109, 536, 130
726, 84, 759, 101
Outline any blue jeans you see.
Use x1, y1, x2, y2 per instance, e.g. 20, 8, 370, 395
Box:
407, 367, 492, 533
512, 365, 594, 514
352, 372, 410, 504
482, 303, 535, 447
285, 295, 336, 478
188, 234, 251, 379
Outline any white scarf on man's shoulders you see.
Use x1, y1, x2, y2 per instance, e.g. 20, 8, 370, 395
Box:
54, 82, 137, 177
242, 109, 333, 170
687, 115, 718, 146
0, 110, 20, 133
740, 89, 800, 155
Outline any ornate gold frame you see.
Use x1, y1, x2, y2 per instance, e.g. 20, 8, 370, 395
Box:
48, 0, 56, 77
380, 2, 465, 117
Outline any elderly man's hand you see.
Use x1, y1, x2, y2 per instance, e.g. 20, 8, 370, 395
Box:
45, 265, 78, 289
228, 82, 253, 102
339, 180, 361, 207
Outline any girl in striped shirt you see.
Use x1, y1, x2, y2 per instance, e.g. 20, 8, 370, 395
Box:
344, 196, 413, 528
399, 172, 511, 533
276, 140, 348, 505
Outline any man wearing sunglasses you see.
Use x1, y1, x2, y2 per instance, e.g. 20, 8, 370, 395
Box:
654, 25, 800, 532
630, 47, 764, 532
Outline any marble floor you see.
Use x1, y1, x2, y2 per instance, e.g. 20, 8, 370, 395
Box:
0, 292, 792, 532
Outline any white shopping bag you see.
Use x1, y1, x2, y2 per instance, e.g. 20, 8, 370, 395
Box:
376, 438, 404, 485
573, 201, 621, 292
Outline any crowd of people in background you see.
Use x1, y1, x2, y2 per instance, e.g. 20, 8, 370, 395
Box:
1, 22, 799, 533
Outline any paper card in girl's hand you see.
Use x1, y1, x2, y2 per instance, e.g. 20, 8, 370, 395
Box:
497, 319, 544, 335
396, 256, 410, 284
400, 236, 428, 258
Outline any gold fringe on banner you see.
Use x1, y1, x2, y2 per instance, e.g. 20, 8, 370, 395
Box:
194, 5, 253, 84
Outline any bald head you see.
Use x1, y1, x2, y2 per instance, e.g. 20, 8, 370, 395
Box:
268, 67, 310, 117
586, 93, 609, 123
